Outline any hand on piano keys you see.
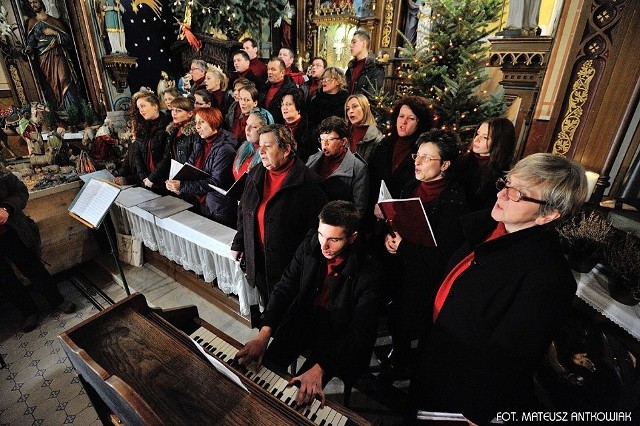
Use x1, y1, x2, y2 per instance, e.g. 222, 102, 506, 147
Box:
235, 326, 272, 371
288, 363, 326, 408
191, 327, 350, 426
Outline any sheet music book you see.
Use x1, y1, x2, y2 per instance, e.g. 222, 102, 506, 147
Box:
114, 187, 162, 208
79, 169, 115, 183
208, 172, 247, 201
169, 159, 210, 181
136, 195, 193, 219
68, 178, 121, 228
377, 197, 437, 247
191, 339, 248, 393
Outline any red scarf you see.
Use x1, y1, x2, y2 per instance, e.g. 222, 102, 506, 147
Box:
314, 254, 346, 310
350, 59, 366, 93
285, 116, 301, 139
319, 148, 346, 179
232, 114, 249, 142
257, 157, 295, 246
308, 78, 320, 97
265, 79, 284, 108
350, 125, 368, 153
391, 137, 412, 173
433, 222, 508, 322
412, 178, 448, 206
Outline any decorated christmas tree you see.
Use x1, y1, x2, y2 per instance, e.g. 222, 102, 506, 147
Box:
170, 0, 286, 40
400, 0, 505, 140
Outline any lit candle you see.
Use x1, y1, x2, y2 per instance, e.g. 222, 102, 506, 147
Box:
585, 171, 599, 201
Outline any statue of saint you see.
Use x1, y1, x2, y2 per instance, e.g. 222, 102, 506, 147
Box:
101, 0, 126, 53
26, 0, 81, 110
506, 0, 541, 32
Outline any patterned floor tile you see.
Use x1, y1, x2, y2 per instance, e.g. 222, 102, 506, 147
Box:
0, 400, 31, 424
13, 366, 39, 385
20, 377, 54, 407
71, 406, 99, 425
31, 398, 66, 426
62, 395, 90, 417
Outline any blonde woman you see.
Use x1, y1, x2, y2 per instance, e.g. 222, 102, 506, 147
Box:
344, 94, 383, 162
307, 67, 349, 133
204, 65, 229, 112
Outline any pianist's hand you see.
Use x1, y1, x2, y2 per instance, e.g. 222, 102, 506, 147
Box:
236, 326, 272, 369
289, 363, 325, 408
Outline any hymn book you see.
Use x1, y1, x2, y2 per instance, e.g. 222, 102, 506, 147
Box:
169, 159, 210, 181
208, 172, 248, 201
377, 197, 437, 247
68, 178, 121, 228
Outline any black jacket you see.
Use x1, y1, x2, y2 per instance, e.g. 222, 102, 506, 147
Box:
231, 158, 327, 304
133, 112, 171, 183
345, 53, 385, 97
307, 89, 349, 132
259, 75, 301, 125
0, 171, 39, 254
261, 232, 381, 380
454, 152, 502, 212
150, 118, 199, 184
410, 210, 577, 424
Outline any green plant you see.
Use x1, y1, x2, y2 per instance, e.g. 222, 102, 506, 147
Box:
44, 109, 57, 130
80, 100, 95, 125
66, 103, 81, 127
397, 0, 505, 139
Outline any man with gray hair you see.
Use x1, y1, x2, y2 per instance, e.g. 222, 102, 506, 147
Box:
186, 59, 207, 95
345, 30, 384, 98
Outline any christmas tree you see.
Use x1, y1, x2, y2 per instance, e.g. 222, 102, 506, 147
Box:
170, 0, 286, 40
400, 0, 505, 140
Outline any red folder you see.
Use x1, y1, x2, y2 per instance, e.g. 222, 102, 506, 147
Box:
377, 197, 437, 247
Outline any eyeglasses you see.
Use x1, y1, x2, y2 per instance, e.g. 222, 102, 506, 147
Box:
411, 153, 441, 163
495, 177, 547, 205
321, 77, 334, 82
319, 136, 342, 144
194, 101, 207, 107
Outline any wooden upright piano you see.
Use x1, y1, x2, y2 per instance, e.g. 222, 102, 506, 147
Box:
59, 293, 373, 425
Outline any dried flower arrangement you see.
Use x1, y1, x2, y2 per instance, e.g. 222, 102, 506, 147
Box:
558, 210, 614, 273
603, 231, 640, 303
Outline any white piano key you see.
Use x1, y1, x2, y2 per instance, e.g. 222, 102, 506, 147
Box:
324, 410, 337, 426
335, 412, 348, 426
314, 404, 332, 425
306, 399, 321, 421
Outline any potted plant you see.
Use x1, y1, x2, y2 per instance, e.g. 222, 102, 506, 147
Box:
603, 231, 640, 306
558, 210, 613, 273
65, 103, 81, 132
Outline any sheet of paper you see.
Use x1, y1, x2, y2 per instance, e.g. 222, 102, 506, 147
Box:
69, 179, 120, 228
136, 195, 192, 219
169, 159, 182, 180
191, 339, 248, 392
115, 187, 162, 208
79, 169, 115, 183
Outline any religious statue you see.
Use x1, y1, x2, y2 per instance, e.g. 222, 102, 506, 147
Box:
274, 1, 295, 49
505, 0, 541, 34
97, 0, 127, 54
25, 0, 81, 110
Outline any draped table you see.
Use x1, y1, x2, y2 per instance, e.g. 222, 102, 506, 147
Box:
112, 187, 258, 315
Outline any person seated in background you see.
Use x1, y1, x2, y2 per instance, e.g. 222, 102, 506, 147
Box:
242, 37, 267, 83
230, 50, 264, 91
230, 84, 260, 146
279, 90, 312, 162
225, 78, 255, 131
162, 87, 181, 111
306, 117, 368, 217
186, 59, 207, 95
259, 57, 300, 125
236, 201, 380, 407
454, 117, 516, 212
409, 153, 588, 425
0, 168, 75, 333
165, 107, 237, 227
305, 56, 326, 99
307, 67, 349, 135
193, 89, 214, 108
345, 94, 383, 163
131, 90, 171, 192
380, 129, 466, 382
153, 96, 199, 182
232, 108, 274, 181
231, 124, 327, 315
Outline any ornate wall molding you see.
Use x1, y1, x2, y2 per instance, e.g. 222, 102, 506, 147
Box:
8, 63, 26, 104
380, 0, 393, 48
552, 59, 596, 156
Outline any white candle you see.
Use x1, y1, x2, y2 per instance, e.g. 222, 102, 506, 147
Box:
585, 171, 599, 201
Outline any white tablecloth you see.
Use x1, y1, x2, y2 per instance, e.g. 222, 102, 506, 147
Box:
113, 187, 258, 315
575, 265, 640, 341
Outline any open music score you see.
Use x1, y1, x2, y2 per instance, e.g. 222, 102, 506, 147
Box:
68, 178, 121, 228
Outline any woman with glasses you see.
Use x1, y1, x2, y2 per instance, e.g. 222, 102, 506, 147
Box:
306, 116, 368, 216
307, 67, 349, 132
152, 96, 198, 183
409, 153, 588, 424
193, 89, 214, 109
345, 94, 383, 163
280, 89, 312, 162
232, 108, 274, 181
165, 107, 237, 227
454, 117, 516, 211
380, 129, 466, 382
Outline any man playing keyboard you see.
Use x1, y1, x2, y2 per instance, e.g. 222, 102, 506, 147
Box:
236, 200, 380, 407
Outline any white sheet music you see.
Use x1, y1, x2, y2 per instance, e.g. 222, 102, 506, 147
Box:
169, 159, 182, 180
69, 179, 121, 228
191, 339, 248, 392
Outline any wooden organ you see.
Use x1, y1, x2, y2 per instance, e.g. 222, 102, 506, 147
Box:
59, 293, 373, 425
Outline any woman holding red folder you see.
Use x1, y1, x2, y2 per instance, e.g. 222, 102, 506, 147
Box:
380, 129, 466, 382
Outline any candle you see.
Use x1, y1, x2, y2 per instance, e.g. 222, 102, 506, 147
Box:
585, 171, 599, 201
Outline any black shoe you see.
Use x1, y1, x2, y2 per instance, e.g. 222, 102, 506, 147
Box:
22, 313, 39, 333
57, 301, 77, 314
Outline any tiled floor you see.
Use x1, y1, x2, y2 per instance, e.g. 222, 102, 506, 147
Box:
1, 258, 407, 425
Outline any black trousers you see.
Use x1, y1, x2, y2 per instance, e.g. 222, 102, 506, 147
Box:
0, 227, 63, 316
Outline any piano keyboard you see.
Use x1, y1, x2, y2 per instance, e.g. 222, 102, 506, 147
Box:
190, 326, 349, 426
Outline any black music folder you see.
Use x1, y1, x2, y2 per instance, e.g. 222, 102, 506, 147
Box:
170, 159, 210, 181
209, 172, 247, 201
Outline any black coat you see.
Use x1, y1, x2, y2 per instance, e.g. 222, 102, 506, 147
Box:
345, 53, 385, 97
150, 119, 199, 184
307, 89, 349, 132
133, 112, 171, 183
409, 211, 577, 424
454, 152, 502, 212
261, 232, 381, 380
393, 178, 467, 331
259, 75, 301, 125
231, 158, 327, 304
0, 171, 39, 254
291, 115, 314, 163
